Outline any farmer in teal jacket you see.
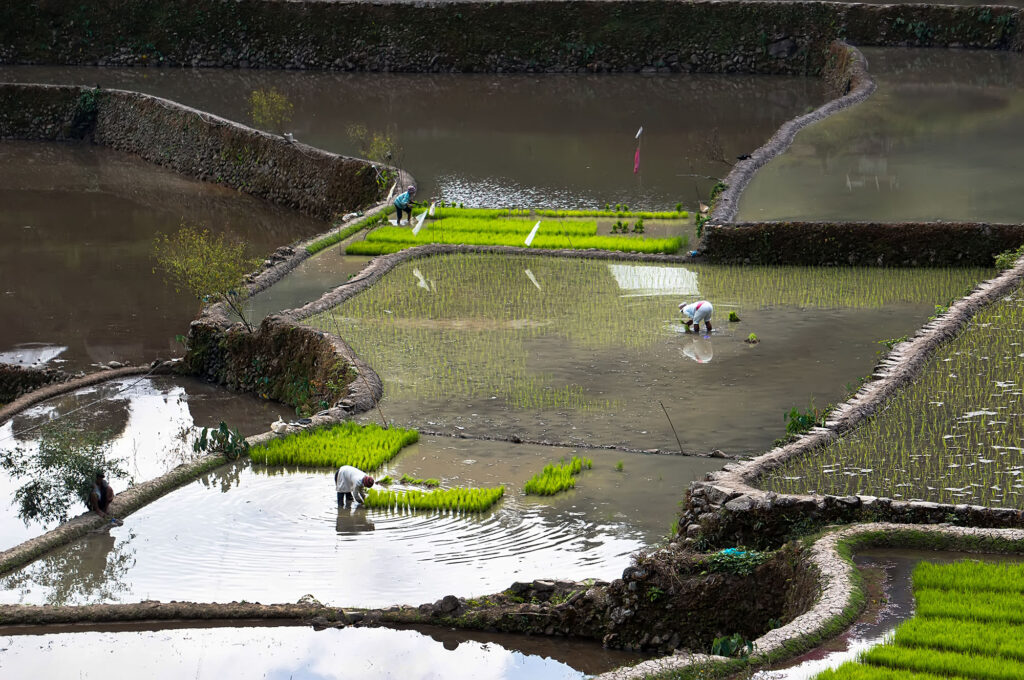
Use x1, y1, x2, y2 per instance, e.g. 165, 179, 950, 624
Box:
394, 185, 417, 225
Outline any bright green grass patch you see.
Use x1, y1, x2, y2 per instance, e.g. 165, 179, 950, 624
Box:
534, 209, 689, 219
816, 662, 966, 680
430, 207, 530, 219
362, 486, 505, 513
524, 455, 593, 496
914, 560, 1024, 593
307, 208, 393, 255
425, 218, 598, 236
915, 588, 1024, 624
861, 644, 1024, 680
250, 422, 419, 469
348, 229, 683, 255
346, 241, 408, 255
894, 618, 1024, 662
398, 473, 440, 488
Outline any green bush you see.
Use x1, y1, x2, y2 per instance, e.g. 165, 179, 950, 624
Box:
994, 244, 1024, 270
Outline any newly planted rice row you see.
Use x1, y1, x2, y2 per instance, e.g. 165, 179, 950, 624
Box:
914, 560, 1024, 593
250, 422, 419, 469
349, 227, 683, 255
428, 207, 687, 220
524, 456, 593, 496
362, 486, 505, 513
764, 285, 1023, 508
813, 561, 1024, 680
425, 218, 598, 236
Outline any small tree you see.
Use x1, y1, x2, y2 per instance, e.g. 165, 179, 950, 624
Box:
153, 223, 261, 332
347, 123, 402, 193
0, 421, 129, 524
248, 87, 294, 134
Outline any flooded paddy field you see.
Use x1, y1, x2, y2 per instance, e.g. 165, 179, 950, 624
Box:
0, 623, 641, 679
0, 437, 721, 607
0, 66, 827, 209
305, 254, 988, 453
0, 142, 325, 370
246, 250, 372, 319
738, 48, 1024, 223
763, 284, 1024, 507
0, 376, 289, 551
755, 548, 1024, 680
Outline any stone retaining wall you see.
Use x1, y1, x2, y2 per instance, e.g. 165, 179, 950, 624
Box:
679, 257, 1024, 551
0, 364, 73, 404
0, 83, 383, 221
1, 2, 1018, 74
701, 221, 1024, 267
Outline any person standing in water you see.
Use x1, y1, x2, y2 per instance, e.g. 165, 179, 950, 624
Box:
88, 471, 122, 524
679, 300, 713, 333
394, 185, 417, 225
335, 465, 375, 507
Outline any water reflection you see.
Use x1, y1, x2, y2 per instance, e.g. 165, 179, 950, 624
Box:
681, 335, 714, 364
335, 508, 376, 535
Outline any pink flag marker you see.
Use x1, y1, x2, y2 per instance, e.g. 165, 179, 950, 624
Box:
634, 148, 640, 174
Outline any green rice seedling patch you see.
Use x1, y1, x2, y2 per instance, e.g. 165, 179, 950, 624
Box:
914, 560, 1024, 593
398, 473, 440, 488
523, 455, 593, 496
428, 207, 687, 220
763, 283, 1023, 508
815, 664, 962, 680
250, 422, 419, 469
894, 618, 1024, 662
429, 207, 531, 219
350, 224, 683, 255
425, 218, 598, 236
362, 485, 505, 513
915, 588, 1024, 624
346, 241, 408, 256
860, 644, 1024, 680
307, 208, 393, 255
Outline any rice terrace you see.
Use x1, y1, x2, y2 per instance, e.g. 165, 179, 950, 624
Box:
2, 2, 1024, 679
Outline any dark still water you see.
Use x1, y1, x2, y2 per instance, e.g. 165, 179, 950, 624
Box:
0, 141, 325, 370
0, 67, 827, 210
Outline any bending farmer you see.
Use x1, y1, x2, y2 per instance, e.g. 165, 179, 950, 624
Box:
394, 185, 417, 225
335, 465, 375, 507
88, 471, 115, 518
679, 300, 713, 333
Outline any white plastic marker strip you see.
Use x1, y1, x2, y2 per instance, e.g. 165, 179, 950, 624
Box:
413, 268, 430, 290
635, 125, 643, 139
524, 221, 541, 246
428, 201, 436, 217
524, 269, 542, 291
387, 182, 397, 201
412, 210, 428, 235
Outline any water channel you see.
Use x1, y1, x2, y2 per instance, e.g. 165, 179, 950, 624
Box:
739, 48, 1024, 223
0, 66, 827, 210
0, 141, 326, 370
0, 623, 641, 679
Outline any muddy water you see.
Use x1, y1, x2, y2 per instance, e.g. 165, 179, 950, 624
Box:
755, 549, 1024, 679
0, 624, 641, 679
0, 437, 721, 607
0, 376, 289, 551
739, 48, 1024, 222
0, 66, 826, 210
306, 254, 987, 453
0, 142, 326, 370
246, 249, 372, 319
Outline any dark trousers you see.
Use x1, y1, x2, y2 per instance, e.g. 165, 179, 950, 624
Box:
338, 492, 354, 506
397, 206, 412, 222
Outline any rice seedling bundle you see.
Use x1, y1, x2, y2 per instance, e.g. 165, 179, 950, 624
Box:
811, 560, 1024, 680
362, 485, 505, 513
430, 207, 531, 219
350, 226, 682, 255
534, 209, 689, 219
524, 455, 593, 496
763, 285, 1024, 508
250, 422, 419, 469
398, 474, 440, 488
424, 218, 598, 237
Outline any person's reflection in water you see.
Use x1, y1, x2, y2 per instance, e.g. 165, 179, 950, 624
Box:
682, 335, 714, 364
336, 508, 376, 535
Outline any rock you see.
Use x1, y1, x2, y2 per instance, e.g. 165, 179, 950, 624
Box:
439, 595, 462, 613
709, 449, 729, 458
767, 38, 797, 59
723, 495, 758, 513
532, 579, 556, 593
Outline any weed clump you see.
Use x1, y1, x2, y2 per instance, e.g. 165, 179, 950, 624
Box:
362, 485, 505, 513
250, 422, 419, 469
524, 455, 593, 496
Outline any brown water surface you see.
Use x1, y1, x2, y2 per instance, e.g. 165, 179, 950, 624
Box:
739, 48, 1024, 222
0, 66, 827, 210
0, 437, 721, 607
0, 623, 639, 679
0, 142, 326, 369
0, 376, 289, 551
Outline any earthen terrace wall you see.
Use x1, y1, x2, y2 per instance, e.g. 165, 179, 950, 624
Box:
0, 83, 383, 221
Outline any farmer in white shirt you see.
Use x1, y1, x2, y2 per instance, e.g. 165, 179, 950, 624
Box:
679, 300, 713, 333
335, 465, 375, 506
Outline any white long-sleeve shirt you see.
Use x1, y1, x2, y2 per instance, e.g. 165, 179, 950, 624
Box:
335, 465, 368, 502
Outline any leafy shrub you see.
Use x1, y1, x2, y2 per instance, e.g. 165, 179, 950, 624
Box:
193, 421, 250, 461
701, 548, 767, 576
248, 87, 294, 133
994, 244, 1024, 270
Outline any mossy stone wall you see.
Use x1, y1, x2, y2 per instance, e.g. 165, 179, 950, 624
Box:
0, 83, 382, 221
702, 222, 1024, 267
